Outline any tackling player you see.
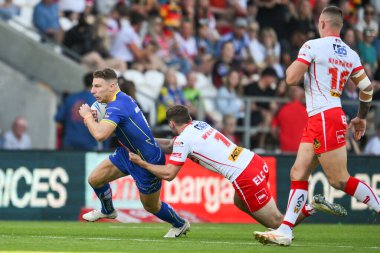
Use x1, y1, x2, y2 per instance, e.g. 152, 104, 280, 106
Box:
128, 105, 346, 235
255, 6, 380, 246
78, 68, 189, 238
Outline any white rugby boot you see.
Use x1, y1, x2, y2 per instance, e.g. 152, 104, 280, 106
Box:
163, 220, 190, 238
82, 209, 118, 222
254, 229, 292, 246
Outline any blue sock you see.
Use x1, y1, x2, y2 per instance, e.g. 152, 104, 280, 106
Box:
154, 202, 185, 228
93, 184, 114, 214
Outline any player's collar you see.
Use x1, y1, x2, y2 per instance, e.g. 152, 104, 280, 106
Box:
327, 35, 341, 38
178, 121, 192, 134
111, 90, 121, 102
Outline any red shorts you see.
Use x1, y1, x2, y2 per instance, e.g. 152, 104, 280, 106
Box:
232, 154, 271, 213
301, 107, 347, 154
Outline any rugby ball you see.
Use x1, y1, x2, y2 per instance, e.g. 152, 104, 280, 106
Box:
91, 101, 107, 122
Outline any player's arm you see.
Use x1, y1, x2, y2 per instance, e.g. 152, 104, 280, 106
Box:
129, 152, 181, 181
155, 138, 173, 154
79, 104, 116, 141
285, 60, 309, 86
348, 68, 373, 141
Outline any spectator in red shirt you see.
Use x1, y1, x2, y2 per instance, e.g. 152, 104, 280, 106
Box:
271, 86, 308, 153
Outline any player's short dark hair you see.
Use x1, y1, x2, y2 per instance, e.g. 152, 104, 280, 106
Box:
83, 72, 93, 88
166, 105, 191, 125
93, 68, 117, 81
322, 6, 343, 27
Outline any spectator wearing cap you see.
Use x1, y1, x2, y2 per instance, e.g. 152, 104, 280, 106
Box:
215, 17, 250, 61
244, 67, 278, 149
355, 3, 378, 42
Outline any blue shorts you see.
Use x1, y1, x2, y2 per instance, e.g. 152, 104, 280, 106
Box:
109, 147, 164, 194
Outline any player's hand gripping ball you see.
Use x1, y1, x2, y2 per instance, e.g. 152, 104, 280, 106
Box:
91, 101, 107, 122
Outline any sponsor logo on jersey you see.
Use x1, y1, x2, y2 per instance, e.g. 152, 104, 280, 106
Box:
333, 44, 347, 56
194, 122, 208, 130
173, 141, 184, 147
294, 194, 305, 213
313, 138, 321, 149
171, 152, 182, 158
228, 146, 243, 162
336, 130, 346, 144
330, 89, 342, 97
302, 43, 311, 49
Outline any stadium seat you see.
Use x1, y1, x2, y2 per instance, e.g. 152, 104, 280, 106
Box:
144, 70, 165, 100
175, 71, 187, 88
123, 69, 145, 91
195, 72, 211, 90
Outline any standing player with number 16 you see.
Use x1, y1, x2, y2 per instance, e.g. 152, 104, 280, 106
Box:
255, 6, 380, 246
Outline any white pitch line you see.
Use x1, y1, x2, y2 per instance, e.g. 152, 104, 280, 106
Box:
108, 226, 165, 229
1, 234, 379, 250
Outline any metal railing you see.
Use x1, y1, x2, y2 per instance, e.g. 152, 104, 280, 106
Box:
151, 95, 380, 153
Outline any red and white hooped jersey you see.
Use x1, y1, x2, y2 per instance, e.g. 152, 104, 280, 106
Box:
168, 121, 254, 182
297, 36, 363, 116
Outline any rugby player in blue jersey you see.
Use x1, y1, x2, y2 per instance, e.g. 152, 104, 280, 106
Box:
78, 68, 189, 238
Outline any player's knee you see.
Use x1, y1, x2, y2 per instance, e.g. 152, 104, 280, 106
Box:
88, 175, 102, 188
142, 201, 160, 213
290, 164, 307, 181
328, 178, 346, 190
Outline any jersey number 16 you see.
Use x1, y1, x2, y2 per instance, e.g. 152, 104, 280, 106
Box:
328, 67, 350, 92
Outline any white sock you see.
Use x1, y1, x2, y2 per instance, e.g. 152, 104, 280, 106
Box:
345, 176, 380, 212
280, 181, 309, 233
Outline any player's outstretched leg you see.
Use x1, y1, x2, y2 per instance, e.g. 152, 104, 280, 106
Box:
156, 202, 190, 238
254, 195, 347, 246
83, 183, 118, 221
140, 190, 190, 238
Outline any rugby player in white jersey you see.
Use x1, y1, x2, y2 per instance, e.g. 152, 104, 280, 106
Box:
254, 6, 380, 246
128, 105, 346, 235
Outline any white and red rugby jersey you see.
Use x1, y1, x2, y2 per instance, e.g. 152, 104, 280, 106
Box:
168, 121, 254, 182
297, 36, 363, 116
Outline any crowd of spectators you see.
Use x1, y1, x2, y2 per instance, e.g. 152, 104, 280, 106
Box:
1, 0, 380, 154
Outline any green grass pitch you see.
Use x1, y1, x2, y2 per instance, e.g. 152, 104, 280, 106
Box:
0, 221, 379, 252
